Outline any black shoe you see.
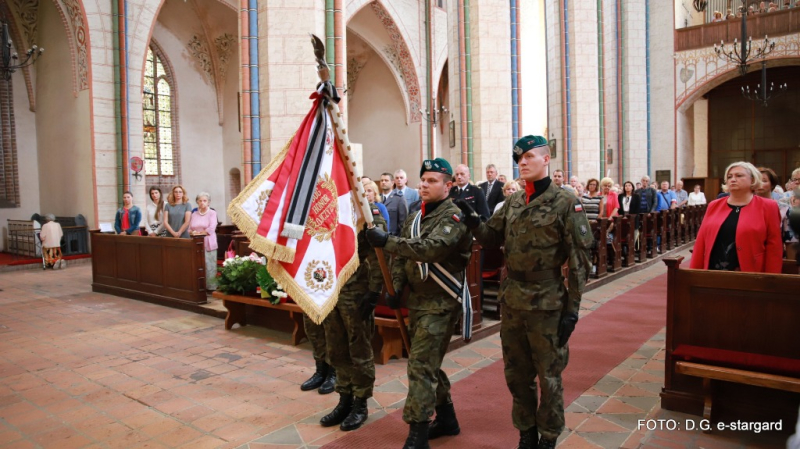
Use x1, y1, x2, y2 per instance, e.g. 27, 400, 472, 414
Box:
518, 427, 538, 449
318, 367, 336, 394
538, 436, 557, 449
319, 394, 353, 427
340, 396, 368, 431
428, 402, 460, 439
403, 422, 430, 449
301, 361, 328, 391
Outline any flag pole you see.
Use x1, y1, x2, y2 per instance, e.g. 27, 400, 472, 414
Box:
312, 35, 411, 353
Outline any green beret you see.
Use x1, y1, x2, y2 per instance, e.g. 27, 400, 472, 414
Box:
512, 135, 548, 163
420, 158, 453, 177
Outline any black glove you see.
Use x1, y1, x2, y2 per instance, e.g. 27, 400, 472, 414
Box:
557, 312, 579, 348
454, 199, 481, 229
365, 226, 389, 248
385, 292, 401, 310
359, 291, 380, 320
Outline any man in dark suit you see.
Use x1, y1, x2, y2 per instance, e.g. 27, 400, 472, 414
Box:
478, 164, 505, 214
379, 172, 409, 236
449, 163, 491, 221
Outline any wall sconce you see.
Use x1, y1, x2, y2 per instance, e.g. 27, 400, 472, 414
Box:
548, 138, 557, 159
606, 146, 613, 165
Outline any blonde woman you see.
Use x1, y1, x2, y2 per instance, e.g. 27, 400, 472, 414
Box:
164, 185, 192, 238
599, 177, 620, 218
362, 179, 390, 225
494, 181, 521, 213
690, 162, 782, 273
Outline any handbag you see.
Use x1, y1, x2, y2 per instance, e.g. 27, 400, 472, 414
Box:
225, 240, 236, 260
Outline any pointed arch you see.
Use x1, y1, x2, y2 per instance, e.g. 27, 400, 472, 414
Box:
142, 39, 182, 189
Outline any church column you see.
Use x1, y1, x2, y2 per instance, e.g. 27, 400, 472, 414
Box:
621, 0, 648, 181
257, 1, 325, 160
569, 0, 601, 180
469, 1, 512, 178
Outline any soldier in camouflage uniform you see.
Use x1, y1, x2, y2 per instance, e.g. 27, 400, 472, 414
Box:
456, 136, 593, 449
366, 158, 472, 449
300, 316, 336, 394
318, 203, 388, 431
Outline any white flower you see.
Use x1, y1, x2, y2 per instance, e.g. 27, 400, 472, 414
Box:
272, 291, 288, 298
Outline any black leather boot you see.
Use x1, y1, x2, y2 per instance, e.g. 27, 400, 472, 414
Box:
340, 396, 368, 431
403, 421, 430, 449
428, 402, 460, 439
318, 367, 336, 394
518, 427, 538, 449
319, 394, 353, 427
538, 435, 557, 449
300, 361, 328, 391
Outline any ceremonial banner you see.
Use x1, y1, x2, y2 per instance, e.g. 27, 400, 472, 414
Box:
228, 88, 361, 324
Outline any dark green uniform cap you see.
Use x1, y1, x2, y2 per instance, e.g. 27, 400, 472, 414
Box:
420, 158, 453, 177
512, 135, 548, 163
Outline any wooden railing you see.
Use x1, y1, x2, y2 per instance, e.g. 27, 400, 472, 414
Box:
675, 8, 800, 52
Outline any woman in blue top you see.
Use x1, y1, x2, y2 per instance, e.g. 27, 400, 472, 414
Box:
114, 191, 142, 235
362, 179, 390, 227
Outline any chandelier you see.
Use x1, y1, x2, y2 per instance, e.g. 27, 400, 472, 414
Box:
1, 21, 44, 81
713, 2, 774, 77
741, 61, 787, 107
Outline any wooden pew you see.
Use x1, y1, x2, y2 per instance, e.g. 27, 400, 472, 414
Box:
606, 217, 623, 272
782, 259, 800, 275
667, 209, 679, 250
617, 215, 636, 267
589, 220, 608, 278
656, 211, 668, 254
684, 206, 695, 242
661, 257, 800, 427
637, 213, 648, 262
640, 213, 658, 259
91, 232, 208, 306
216, 225, 240, 261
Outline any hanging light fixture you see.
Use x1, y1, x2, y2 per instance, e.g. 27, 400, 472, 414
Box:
693, 0, 708, 12
741, 61, 788, 107
1, 20, 44, 81
714, 1, 774, 77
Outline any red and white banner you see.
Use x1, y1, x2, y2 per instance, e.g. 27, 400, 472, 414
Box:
228, 91, 361, 323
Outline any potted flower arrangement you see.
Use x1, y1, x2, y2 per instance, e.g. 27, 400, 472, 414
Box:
217, 253, 287, 304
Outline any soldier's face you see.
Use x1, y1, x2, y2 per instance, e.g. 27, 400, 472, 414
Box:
380, 176, 394, 192
419, 173, 452, 202
518, 150, 549, 182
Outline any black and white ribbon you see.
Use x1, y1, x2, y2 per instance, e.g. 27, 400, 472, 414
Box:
411, 212, 473, 341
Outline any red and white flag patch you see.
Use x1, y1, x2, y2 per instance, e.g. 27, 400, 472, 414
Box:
452, 214, 461, 222
574, 203, 583, 212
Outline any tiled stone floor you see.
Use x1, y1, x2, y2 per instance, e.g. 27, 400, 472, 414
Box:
0, 251, 792, 448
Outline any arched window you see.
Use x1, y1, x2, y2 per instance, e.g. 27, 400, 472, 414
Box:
142, 44, 179, 186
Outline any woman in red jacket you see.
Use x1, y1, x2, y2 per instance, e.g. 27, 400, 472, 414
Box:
691, 161, 783, 273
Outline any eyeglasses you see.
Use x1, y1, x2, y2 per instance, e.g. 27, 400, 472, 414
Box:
792, 178, 800, 183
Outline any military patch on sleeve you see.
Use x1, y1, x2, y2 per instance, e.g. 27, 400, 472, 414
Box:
574, 203, 583, 212
372, 208, 380, 216
443, 225, 452, 235
451, 214, 461, 222
580, 224, 587, 236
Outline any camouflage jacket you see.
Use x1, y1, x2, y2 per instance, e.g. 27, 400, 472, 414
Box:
384, 200, 472, 312
340, 203, 389, 300
472, 182, 592, 314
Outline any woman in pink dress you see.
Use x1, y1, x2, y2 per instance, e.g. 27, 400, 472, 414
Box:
189, 192, 218, 291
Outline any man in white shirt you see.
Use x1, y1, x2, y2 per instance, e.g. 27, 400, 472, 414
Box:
39, 214, 64, 269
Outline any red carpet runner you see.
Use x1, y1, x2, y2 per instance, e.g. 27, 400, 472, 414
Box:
323, 272, 668, 448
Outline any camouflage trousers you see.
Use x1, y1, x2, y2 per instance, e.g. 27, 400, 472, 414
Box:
501, 307, 569, 440
403, 308, 461, 424
303, 314, 327, 364
323, 294, 376, 398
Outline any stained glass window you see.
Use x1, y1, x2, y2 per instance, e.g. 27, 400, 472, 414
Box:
143, 46, 175, 176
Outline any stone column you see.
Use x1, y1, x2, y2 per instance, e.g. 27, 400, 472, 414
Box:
621, 0, 648, 181
650, 0, 676, 180
469, 1, 513, 180
258, 1, 326, 161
